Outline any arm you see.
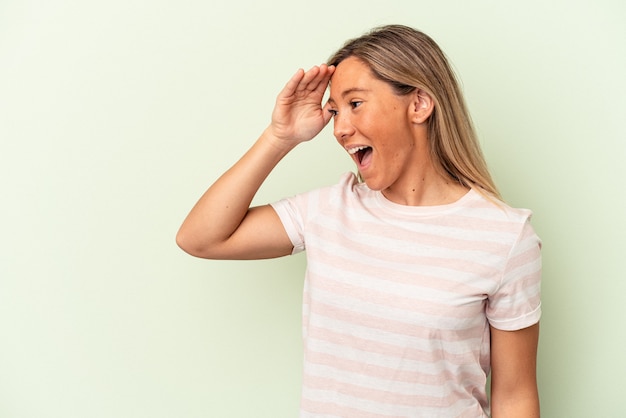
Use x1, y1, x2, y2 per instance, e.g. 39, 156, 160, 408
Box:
490, 323, 540, 418
176, 64, 335, 259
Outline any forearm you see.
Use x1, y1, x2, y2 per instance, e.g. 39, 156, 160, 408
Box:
491, 387, 540, 418
176, 128, 295, 256
489, 324, 540, 418
176, 64, 333, 258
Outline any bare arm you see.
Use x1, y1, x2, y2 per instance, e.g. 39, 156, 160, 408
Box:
176, 64, 335, 259
490, 323, 540, 418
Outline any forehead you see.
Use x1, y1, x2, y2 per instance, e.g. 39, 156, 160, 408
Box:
329, 56, 379, 98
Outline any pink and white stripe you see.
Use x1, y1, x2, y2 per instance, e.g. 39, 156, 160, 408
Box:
272, 173, 542, 417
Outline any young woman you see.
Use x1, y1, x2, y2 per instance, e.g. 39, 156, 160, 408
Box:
177, 25, 541, 418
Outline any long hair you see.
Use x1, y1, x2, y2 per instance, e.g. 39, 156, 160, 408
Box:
328, 25, 500, 199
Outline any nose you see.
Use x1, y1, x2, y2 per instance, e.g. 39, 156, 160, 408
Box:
333, 112, 355, 143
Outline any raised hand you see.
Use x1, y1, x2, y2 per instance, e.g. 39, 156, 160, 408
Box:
269, 64, 335, 144
177, 64, 335, 260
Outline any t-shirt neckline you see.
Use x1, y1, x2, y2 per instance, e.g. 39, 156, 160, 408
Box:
373, 187, 477, 216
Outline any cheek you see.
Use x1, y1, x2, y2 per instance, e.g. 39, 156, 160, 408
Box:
355, 113, 382, 137
379, 133, 416, 166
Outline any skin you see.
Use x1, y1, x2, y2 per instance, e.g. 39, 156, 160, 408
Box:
175, 64, 335, 260
491, 324, 540, 417
327, 57, 467, 206
176, 59, 540, 416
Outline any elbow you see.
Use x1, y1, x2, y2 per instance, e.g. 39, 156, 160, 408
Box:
175, 228, 194, 256
175, 228, 210, 258
175, 226, 231, 259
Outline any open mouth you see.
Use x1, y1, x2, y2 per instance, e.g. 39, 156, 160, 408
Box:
348, 146, 373, 165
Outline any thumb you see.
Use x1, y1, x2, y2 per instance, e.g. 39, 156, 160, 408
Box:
322, 101, 334, 126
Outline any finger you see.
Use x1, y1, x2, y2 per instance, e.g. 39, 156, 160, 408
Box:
279, 68, 306, 99
306, 64, 334, 93
295, 66, 322, 93
301, 64, 327, 93
310, 64, 334, 96
278, 64, 333, 102
322, 100, 334, 126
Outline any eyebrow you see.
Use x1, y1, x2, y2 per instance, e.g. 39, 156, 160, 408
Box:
328, 87, 371, 104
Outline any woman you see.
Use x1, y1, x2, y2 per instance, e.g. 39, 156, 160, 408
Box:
177, 25, 541, 417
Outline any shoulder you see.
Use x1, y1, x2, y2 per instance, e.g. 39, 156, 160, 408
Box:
301, 171, 368, 204
465, 188, 534, 225
271, 172, 365, 215
458, 189, 541, 253
336, 171, 361, 192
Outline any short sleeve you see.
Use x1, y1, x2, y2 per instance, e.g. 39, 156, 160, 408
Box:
270, 197, 306, 254
270, 172, 359, 256
487, 218, 542, 331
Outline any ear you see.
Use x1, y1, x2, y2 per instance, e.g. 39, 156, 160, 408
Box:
409, 89, 434, 124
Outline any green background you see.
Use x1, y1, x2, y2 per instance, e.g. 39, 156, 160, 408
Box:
1, 0, 624, 416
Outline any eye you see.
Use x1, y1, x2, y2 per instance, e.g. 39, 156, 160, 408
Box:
350, 101, 362, 109
328, 109, 338, 117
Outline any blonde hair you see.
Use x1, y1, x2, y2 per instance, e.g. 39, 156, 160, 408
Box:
328, 25, 500, 199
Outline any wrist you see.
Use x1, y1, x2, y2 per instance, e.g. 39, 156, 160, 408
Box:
261, 126, 299, 154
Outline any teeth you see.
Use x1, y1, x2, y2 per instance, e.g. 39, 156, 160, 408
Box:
348, 146, 369, 155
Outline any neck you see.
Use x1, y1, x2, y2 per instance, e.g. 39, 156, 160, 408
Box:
382, 165, 468, 207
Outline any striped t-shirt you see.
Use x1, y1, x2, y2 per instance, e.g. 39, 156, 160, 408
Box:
270, 172, 542, 418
